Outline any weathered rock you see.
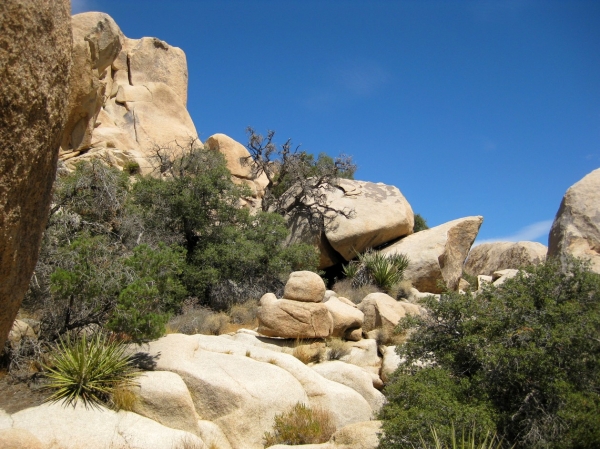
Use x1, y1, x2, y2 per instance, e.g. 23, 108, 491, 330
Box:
59, 13, 197, 174
7, 320, 36, 348
312, 361, 385, 413
477, 275, 493, 290
381, 345, 403, 379
0, 0, 72, 350
341, 339, 383, 387
283, 271, 327, 303
330, 420, 382, 449
132, 371, 200, 435
324, 180, 414, 261
143, 334, 373, 449
324, 296, 364, 338
9, 402, 205, 449
380, 216, 483, 293
196, 420, 233, 449
258, 294, 333, 338
465, 241, 547, 276
492, 269, 519, 286
358, 293, 420, 334
549, 168, 600, 273
126, 37, 189, 106
0, 428, 44, 449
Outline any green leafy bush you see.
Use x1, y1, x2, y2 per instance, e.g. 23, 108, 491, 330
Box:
418, 424, 508, 449
379, 257, 600, 448
414, 213, 429, 232
263, 402, 336, 446
43, 333, 139, 409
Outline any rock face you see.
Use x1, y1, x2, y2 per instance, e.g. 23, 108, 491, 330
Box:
381, 216, 483, 293
358, 293, 420, 334
0, 0, 72, 350
59, 12, 197, 173
283, 271, 326, 303
324, 179, 414, 262
548, 168, 600, 273
257, 293, 333, 339
324, 296, 364, 339
465, 241, 547, 276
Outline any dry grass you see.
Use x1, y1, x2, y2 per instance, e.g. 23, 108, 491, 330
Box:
292, 339, 324, 365
332, 279, 381, 304
392, 279, 414, 300
370, 326, 409, 347
325, 338, 351, 361
263, 402, 336, 446
172, 435, 204, 449
111, 384, 137, 411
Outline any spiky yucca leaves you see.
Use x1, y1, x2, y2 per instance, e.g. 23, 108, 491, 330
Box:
343, 249, 410, 293
43, 333, 139, 409
417, 425, 510, 449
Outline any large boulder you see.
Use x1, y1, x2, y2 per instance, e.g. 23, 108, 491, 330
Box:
465, 241, 547, 276
131, 371, 200, 435
324, 180, 414, 262
257, 293, 333, 339
548, 168, 600, 273
143, 334, 373, 449
0, 0, 72, 350
380, 216, 483, 293
283, 271, 326, 303
59, 13, 197, 174
6, 402, 205, 449
323, 296, 364, 338
0, 428, 44, 449
358, 293, 420, 334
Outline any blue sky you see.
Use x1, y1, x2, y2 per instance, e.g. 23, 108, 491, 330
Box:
72, 0, 600, 246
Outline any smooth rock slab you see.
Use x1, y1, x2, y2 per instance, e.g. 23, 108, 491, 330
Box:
465, 241, 547, 276
380, 216, 483, 293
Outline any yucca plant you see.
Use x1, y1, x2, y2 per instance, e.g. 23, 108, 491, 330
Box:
343, 249, 410, 293
416, 424, 510, 449
43, 333, 139, 409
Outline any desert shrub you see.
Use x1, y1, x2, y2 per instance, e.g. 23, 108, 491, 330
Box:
418, 424, 508, 449
263, 402, 336, 446
342, 249, 409, 293
379, 257, 600, 448
123, 160, 140, 175
413, 213, 429, 232
393, 279, 414, 301
167, 306, 230, 336
229, 300, 259, 325
325, 338, 351, 361
43, 333, 139, 409
110, 384, 138, 411
331, 278, 381, 304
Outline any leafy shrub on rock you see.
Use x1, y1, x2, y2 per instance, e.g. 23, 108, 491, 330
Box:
379, 257, 600, 448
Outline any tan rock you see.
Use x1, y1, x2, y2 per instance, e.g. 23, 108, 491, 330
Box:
492, 269, 519, 286
324, 180, 414, 261
312, 361, 385, 413
341, 339, 383, 387
10, 402, 205, 449
358, 293, 420, 334
381, 216, 483, 293
465, 241, 547, 276
8, 320, 36, 348
0, 0, 71, 349
381, 345, 402, 379
324, 297, 364, 338
127, 37, 189, 106
143, 334, 373, 448
257, 294, 333, 338
196, 420, 233, 449
330, 420, 382, 449
132, 371, 200, 435
477, 275, 493, 290
345, 328, 363, 342
549, 168, 600, 273
283, 271, 326, 303
0, 428, 44, 449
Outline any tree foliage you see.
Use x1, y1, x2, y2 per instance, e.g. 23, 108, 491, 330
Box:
244, 128, 356, 233
379, 257, 600, 448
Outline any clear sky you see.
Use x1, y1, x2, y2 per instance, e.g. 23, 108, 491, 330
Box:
72, 0, 600, 246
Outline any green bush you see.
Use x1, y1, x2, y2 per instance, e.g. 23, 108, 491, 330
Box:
414, 213, 429, 232
43, 333, 139, 409
379, 257, 600, 448
263, 402, 336, 446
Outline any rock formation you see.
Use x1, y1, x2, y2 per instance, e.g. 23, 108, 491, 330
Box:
0, 0, 72, 351
59, 12, 197, 173
380, 216, 483, 293
464, 241, 547, 276
548, 168, 600, 273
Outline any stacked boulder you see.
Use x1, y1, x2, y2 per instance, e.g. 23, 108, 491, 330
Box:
258, 271, 364, 340
464, 241, 547, 277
